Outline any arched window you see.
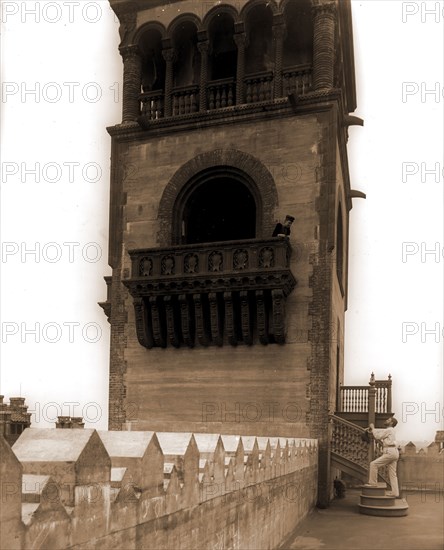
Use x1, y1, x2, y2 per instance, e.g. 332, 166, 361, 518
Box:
283, 0, 313, 68
172, 21, 200, 88
181, 176, 256, 244
208, 13, 237, 80
174, 168, 259, 245
138, 28, 166, 92
244, 4, 274, 74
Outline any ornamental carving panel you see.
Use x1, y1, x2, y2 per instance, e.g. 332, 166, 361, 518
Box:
208, 251, 223, 272
139, 257, 153, 277
184, 253, 199, 274
161, 255, 175, 275
259, 247, 274, 268
233, 249, 248, 270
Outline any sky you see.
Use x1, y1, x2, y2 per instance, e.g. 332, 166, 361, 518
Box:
0, 0, 443, 444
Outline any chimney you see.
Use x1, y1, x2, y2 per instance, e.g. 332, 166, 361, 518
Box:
55, 416, 84, 429
56, 416, 72, 429
71, 417, 85, 429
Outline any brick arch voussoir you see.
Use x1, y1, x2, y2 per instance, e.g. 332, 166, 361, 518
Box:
157, 149, 279, 246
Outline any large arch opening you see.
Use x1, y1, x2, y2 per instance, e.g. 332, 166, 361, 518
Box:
182, 177, 256, 244
158, 150, 279, 247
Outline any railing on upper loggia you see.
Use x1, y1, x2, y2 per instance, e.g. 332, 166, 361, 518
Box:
282, 64, 313, 97
172, 85, 199, 116
207, 77, 236, 110
244, 71, 274, 103
140, 90, 164, 120
337, 374, 392, 417
137, 65, 314, 122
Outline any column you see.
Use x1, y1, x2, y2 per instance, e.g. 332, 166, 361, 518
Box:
272, 18, 286, 99
197, 39, 209, 112
312, 2, 336, 91
233, 32, 247, 105
162, 46, 176, 117
119, 45, 143, 123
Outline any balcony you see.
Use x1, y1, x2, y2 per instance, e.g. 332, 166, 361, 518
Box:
123, 238, 296, 349
138, 66, 313, 124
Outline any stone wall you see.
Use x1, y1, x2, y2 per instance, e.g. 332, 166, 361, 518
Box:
398, 442, 444, 492
1, 430, 318, 550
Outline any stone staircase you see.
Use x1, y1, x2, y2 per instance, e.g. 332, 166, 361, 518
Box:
359, 483, 409, 517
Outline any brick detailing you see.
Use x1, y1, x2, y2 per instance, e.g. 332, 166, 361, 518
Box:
157, 149, 279, 246
307, 113, 338, 506
312, 2, 336, 91
108, 268, 129, 430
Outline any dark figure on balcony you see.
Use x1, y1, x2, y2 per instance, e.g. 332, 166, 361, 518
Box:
272, 215, 294, 238
366, 416, 400, 497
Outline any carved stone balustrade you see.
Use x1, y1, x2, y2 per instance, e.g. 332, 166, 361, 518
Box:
282, 65, 313, 97
207, 77, 236, 110
137, 66, 313, 127
245, 71, 274, 103
123, 238, 297, 349
172, 85, 199, 116
140, 90, 164, 120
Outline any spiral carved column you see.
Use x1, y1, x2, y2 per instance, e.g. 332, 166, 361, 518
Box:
197, 40, 209, 112
234, 33, 247, 105
162, 47, 176, 117
312, 2, 336, 91
120, 45, 142, 123
272, 21, 286, 99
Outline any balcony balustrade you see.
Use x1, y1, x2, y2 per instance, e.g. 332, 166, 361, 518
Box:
207, 77, 235, 110
245, 71, 273, 103
140, 90, 164, 120
282, 65, 313, 97
172, 85, 199, 116
138, 67, 313, 122
123, 238, 296, 349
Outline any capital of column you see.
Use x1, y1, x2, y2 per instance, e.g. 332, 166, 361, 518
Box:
272, 23, 287, 42
162, 48, 177, 63
119, 44, 142, 61
118, 9, 137, 47
312, 1, 337, 18
197, 41, 210, 54
233, 32, 247, 49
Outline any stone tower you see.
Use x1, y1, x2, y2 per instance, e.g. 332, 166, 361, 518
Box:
104, 0, 359, 506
